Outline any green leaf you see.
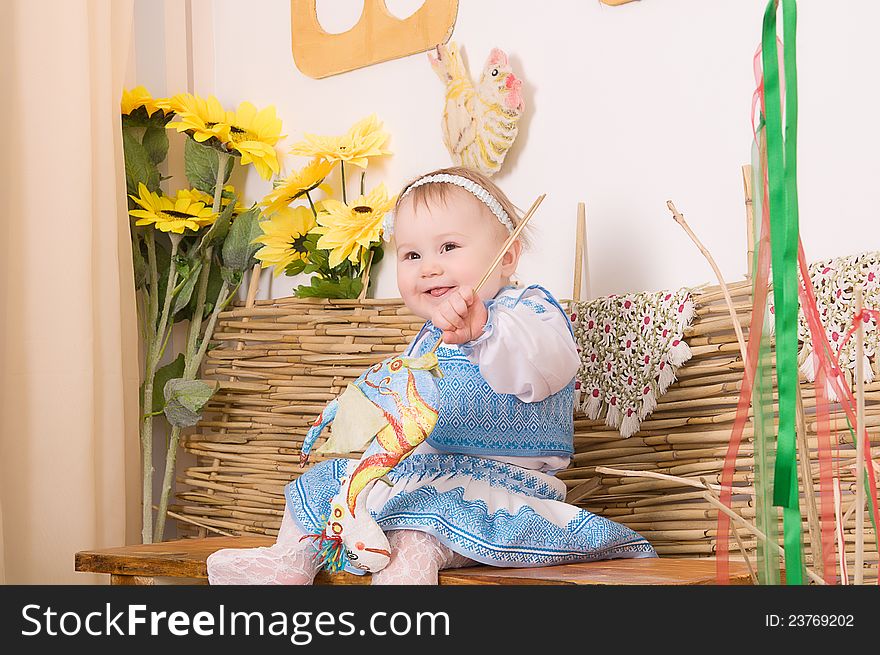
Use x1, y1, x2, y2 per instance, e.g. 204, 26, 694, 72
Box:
172, 260, 203, 315
162, 378, 219, 428
174, 255, 224, 323
151, 354, 185, 414
123, 108, 174, 129
142, 127, 169, 166
284, 259, 307, 277
221, 205, 264, 272
295, 275, 363, 299
184, 137, 234, 195
198, 193, 237, 253
123, 128, 160, 195
301, 263, 321, 275
220, 265, 242, 286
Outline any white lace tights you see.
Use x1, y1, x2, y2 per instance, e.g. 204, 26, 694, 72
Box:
206, 509, 319, 585
371, 529, 476, 585
207, 509, 476, 585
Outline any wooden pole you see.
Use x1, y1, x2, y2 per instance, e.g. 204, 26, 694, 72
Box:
833, 477, 849, 584
742, 164, 755, 280
854, 286, 866, 584
795, 386, 823, 572
573, 202, 586, 302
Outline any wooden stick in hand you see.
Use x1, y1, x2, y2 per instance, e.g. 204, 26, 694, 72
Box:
430, 194, 546, 353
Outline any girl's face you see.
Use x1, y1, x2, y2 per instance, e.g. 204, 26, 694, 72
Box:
394, 188, 521, 320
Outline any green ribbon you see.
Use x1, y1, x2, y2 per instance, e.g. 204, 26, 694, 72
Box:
761, 0, 805, 585
750, 135, 781, 585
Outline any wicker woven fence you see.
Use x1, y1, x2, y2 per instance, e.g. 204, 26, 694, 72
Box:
175, 280, 880, 583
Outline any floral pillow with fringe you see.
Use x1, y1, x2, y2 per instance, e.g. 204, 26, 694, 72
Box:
570, 289, 695, 438
769, 250, 879, 398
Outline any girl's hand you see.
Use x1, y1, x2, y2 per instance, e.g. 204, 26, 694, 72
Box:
431, 286, 488, 345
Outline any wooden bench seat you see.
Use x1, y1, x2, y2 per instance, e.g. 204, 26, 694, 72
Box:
75, 537, 752, 585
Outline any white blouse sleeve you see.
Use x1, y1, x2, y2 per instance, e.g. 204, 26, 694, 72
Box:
458, 288, 580, 403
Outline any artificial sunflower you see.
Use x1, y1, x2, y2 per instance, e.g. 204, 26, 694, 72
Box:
260, 158, 333, 216
224, 101, 285, 180
168, 94, 230, 144
289, 114, 391, 169
177, 185, 245, 228
121, 86, 168, 117
158, 93, 197, 116
253, 205, 318, 277
312, 183, 394, 268
129, 183, 216, 234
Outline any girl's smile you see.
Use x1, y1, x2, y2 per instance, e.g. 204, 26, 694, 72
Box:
393, 188, 520, 321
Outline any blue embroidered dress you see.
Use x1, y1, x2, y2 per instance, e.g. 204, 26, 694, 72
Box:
285, 285, 656, 573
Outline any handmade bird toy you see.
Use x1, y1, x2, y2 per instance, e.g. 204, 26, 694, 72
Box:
298, 193, 545, 573
429, 42, 525, 176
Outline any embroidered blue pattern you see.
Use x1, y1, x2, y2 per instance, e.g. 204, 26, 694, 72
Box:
285, 458, 348, 535
376, 486, 655, 565
385, 454, 563, 501
406, 285, 576, 457
285, 459, 655, 567
494, 294, 546, 315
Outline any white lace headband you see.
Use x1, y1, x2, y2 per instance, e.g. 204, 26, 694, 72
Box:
382, 173, 514, 242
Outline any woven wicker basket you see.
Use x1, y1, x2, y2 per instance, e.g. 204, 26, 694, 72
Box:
173, 277, 878, 583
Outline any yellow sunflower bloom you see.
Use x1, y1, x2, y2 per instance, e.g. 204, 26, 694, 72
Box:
177, 185, 244, 227
312, 183, 394, 268
225, 102, 285, 180
260, 158, 333, 216
289, 114, 391, 169
129, 183, 217, 234
253, 205, 318, 277
158, 93, 196, 116
168, 94, 230, 144
121, 86, 167, 117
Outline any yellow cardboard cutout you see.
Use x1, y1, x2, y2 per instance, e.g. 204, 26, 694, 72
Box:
291, 0, 459, 79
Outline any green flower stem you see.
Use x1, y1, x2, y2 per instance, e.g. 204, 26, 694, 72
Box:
305, 191, 318, 217
154, 318, 175, 365
146, 231, 159, 339
152, 424, 181, 542
154, 278, 230, 541
185, 280, 230, 379
153, 151, 230, 542
360, 171, 365, 196
340, 161, 347, 204
140, 230, 159, 543
181, 151, 229, 369
211, 151, 229, 213
138, 231, 181, 544
359, 248, 374, 300
222, 279, 243, 311
151, 233, 182, 383
184, 248, 212, 371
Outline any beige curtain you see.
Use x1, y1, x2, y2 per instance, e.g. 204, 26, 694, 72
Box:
0, 0, 140, 583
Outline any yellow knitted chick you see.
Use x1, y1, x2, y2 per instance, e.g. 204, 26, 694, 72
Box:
429, 42, 525, 177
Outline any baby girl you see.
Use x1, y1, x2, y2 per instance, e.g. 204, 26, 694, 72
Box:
207, 166, 655, 585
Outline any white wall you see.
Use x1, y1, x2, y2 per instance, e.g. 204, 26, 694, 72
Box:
191, 0, 879, 303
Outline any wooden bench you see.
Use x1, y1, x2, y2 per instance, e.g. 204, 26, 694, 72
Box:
75, 537, 752, 585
